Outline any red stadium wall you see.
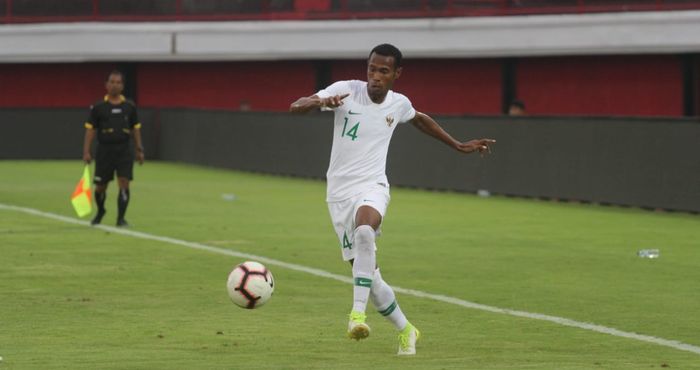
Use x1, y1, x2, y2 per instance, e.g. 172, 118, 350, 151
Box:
330, 59, 502, 115
136, 62, 316, 111
516, 55, 683, 117
0, 63, 117, 108
0, 56, 690, 117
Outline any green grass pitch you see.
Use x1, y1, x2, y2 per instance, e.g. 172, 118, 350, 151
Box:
1, 160, 699, 369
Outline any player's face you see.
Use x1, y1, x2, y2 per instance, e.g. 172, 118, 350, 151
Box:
366, 52, 402, 102
105, 74, 124, 97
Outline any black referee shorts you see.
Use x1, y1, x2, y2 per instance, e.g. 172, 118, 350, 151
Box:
93, 143, 134, 185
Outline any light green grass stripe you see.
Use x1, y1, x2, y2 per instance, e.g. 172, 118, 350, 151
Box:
2, 202, 700, 357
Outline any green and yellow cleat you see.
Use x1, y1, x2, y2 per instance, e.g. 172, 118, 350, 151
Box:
397, 322, 420, 355
347, 310, 370, 341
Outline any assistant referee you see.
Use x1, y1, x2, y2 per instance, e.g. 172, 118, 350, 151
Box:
82, 70, 145, 227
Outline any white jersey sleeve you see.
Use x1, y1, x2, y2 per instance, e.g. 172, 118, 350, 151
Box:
317, 81, 352, 100
396, 94, 416, 124
316, 80, 354, 112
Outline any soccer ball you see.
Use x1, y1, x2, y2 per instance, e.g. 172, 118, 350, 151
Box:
226, 261, 275, 309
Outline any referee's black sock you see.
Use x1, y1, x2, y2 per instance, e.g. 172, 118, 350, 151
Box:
117, 188, 130, 221
95, 190, 106, 214
91, 190, 107, 225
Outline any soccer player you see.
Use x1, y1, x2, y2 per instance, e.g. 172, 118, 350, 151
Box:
82, 70, 144, 227
289, 43, 495, 355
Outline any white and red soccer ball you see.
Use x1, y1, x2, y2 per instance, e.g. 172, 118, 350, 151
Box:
226, 261, 275, 309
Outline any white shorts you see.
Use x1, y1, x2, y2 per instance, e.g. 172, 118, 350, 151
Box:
327, 184, 390, 261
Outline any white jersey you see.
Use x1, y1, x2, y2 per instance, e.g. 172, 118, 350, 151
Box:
316, 80, 416, 202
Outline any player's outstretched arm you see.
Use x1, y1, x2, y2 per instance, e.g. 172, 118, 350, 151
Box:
289, 93, 349, 114
410, 111, 496, 155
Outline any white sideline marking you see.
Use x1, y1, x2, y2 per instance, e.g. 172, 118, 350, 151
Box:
2, 203, 700, 356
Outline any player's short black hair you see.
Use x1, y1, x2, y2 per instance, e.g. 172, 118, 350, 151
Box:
107, 70, 124, 81
510, 99, 525, 110
369, 43, 403, 69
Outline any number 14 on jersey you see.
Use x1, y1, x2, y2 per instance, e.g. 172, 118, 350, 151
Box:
342, 117, 360, 141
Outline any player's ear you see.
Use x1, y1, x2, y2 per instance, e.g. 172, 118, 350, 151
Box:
394, 66, 402, 80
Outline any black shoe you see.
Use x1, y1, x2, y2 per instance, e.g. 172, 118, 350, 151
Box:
116, 219, 129, 228
91, 210, 106, 225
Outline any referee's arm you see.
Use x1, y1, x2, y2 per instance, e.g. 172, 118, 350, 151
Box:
133, 124, 144, 165
130, 105, 144, 165
83, 122, 95, 164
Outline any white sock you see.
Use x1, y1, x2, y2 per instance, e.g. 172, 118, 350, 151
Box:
370, 268, 408, 331
351, 225, 376, 313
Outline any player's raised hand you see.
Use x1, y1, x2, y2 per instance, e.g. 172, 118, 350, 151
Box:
320, 93, 349, 108
456, 139, 496, 156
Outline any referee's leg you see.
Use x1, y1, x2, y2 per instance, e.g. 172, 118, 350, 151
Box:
115, 155, 134, 227
116, 177, 131, 227
91, 183, 108, 225
91, 157, 111, 226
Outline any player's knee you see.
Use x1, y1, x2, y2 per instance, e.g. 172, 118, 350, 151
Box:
354, 225, 375, 250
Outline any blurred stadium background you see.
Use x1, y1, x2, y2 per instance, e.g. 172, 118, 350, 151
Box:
1, 0, 699, 213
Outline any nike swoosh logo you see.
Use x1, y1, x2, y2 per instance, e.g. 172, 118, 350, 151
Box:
348, 110, 361, 115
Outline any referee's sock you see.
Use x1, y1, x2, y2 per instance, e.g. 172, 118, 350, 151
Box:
117, 188, 130, 221
95, 190, 106, 213
91, 190, 107, 225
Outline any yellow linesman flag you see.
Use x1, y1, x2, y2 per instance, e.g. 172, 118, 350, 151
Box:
71, 165, 93, 217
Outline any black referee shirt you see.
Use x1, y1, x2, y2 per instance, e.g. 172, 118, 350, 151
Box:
85, 95, 141, 144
